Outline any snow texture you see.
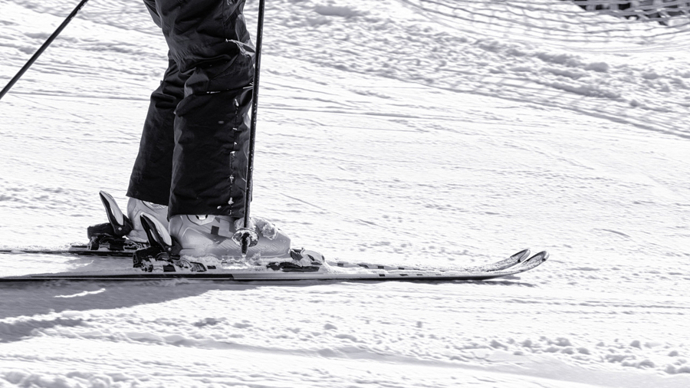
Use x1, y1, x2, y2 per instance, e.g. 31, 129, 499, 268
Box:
0, 0, 689, 387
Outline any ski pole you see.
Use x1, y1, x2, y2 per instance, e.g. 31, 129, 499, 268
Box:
0, 0, 90, 101
233, 0, 266, 255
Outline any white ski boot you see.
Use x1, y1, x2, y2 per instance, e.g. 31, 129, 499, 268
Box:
134, 214, 326, 273
169, 214, 291, 259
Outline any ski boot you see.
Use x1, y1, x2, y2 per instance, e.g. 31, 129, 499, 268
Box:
168, 214, 292, 260
133, 213, 326, 273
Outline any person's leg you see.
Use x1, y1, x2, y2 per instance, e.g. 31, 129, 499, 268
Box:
126, 53, 185, 206
153, 0, 254, 218
124, 0, 184, 241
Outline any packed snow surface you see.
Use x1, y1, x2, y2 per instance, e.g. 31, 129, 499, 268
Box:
1, 0, 689, 387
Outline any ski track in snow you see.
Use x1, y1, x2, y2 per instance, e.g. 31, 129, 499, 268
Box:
0, 0, 689, 387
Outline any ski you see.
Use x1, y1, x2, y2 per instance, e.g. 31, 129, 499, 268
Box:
0, 250, 547, 282
0, 243, 530, 273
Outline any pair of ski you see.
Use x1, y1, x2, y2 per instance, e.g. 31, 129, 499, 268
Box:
0, 192, 549, 282
0, 249, 547, 282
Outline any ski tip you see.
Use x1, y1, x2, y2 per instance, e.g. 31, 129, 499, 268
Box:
512, 248, 531, 262
530, 251, 549, 262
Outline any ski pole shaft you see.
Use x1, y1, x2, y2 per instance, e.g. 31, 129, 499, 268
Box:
242, 0, 266, 232
237, 0, 266, 255
0, 0, 90, 101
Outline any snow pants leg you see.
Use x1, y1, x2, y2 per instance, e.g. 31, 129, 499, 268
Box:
127, 0, 254, 218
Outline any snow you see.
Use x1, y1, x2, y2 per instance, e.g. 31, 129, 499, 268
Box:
1, 0, 689, 387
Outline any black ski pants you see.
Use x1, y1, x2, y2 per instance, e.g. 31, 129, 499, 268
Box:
127, 0, 254, 218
